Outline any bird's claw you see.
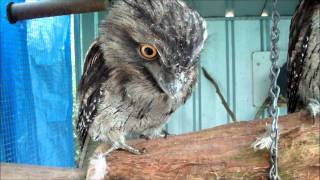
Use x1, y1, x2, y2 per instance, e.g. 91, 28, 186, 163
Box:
162, 129, 170, 139
119, 142, 146, 155
140, 129, 171, 140
127, 147, 146, 155
251, 124, 274, 151
252, 135, 273, 151
139, 147, 147, 154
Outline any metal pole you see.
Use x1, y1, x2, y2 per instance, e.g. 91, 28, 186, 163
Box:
6, 0, 108, 24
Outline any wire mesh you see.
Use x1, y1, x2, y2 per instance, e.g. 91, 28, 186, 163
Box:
0, 0, 74, 167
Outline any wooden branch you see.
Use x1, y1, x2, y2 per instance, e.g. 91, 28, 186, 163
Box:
0, 163, 85, 180
88, 112, 319, 180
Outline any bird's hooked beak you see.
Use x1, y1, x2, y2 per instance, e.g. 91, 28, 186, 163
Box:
144, 63, 189, 100
158, 68, 188, 99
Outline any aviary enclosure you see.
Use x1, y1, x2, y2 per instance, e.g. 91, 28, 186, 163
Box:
0, 0, 319, 179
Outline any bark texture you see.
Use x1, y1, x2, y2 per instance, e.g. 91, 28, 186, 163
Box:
87, 112, 319, 180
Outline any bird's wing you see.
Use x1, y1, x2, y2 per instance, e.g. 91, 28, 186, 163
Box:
287, 0, 319, 112
76, 40, 109, 149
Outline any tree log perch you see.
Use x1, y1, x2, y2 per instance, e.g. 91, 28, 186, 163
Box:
87, 112, 319, 180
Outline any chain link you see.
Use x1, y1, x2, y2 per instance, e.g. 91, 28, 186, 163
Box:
268, 0, 281, 179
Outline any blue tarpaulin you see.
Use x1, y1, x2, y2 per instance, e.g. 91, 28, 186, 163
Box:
0, 0, 74, 167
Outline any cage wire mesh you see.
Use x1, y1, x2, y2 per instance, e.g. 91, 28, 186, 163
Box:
0, 0, 74, 167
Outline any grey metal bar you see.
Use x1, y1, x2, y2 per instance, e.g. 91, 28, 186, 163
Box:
6, 0, 108, 24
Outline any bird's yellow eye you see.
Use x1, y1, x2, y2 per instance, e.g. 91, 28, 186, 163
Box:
139, 44, 158, 61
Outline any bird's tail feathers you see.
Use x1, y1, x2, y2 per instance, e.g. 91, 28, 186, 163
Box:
78, 135, 91, 168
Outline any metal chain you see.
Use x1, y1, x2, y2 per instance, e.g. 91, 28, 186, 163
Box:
268, 0, 281, 179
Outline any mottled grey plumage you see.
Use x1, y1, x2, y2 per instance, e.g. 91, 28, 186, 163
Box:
287, 0, 320, 118
76, 0, 207, 156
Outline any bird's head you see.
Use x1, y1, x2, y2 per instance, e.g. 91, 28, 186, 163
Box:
100, 0, 207, 101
